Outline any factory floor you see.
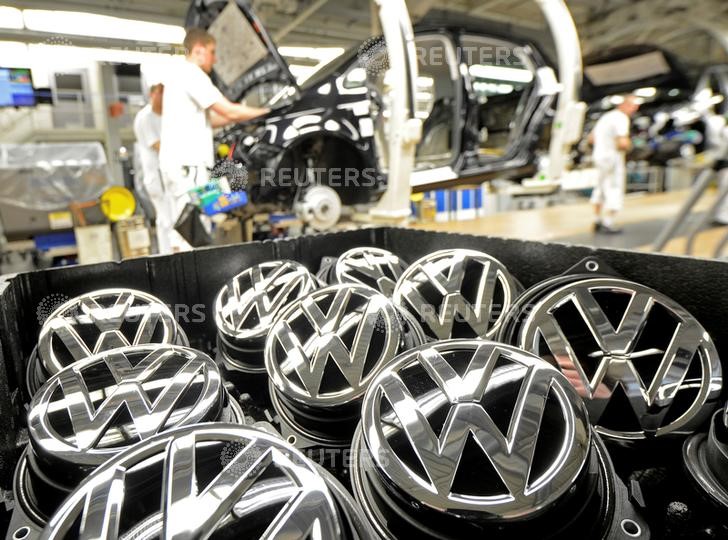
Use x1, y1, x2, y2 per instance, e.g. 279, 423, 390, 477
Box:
411, 190, 728, 259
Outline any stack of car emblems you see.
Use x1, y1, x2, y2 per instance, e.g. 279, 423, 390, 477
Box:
12, 345, 244, 535
40, 426, 373, 539
27, 289, 189, 395
265, 284, 422, 447
214, 260, 318, 376
502, 276, 722, 442
351, 340, 648, 538
393, 249, 522, 341
11, 249, 725, 538
322, 246, 409, 296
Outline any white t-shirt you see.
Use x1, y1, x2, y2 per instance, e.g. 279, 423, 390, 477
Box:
592, 108, 630, 163
159, 59, 223, 169
133, 104, 161, 186
706, 114, 728, 157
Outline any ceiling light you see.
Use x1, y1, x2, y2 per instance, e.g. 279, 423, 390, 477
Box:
346, 67, 367, 84
469, 64, 533, 83
0, 6, 23, 29
278, 46, 344, 63
288, 64, 319, 83
634, 87, 657, 98
28, 43, 183, 67
23, 10, 185, 44
0, 41, 29, 61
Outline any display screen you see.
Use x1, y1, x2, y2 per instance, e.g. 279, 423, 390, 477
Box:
0, 68, 36, 107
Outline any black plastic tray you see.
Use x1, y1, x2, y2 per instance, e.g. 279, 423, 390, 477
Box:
1, 227, 727, 536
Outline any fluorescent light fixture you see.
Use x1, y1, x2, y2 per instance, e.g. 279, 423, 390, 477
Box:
0, 6, 23, 29
28, 43, 183, 67
279, 47, 345, 83
474, 81, 515, 95
609, 95, 625, 106
23, 9, 185, 44
0, 41, 29, 61
469, 64, 533, 83
634, 87, 657, 98
346, 67, 367, 84
288, 64, 319, 83
278, 46, 344, 63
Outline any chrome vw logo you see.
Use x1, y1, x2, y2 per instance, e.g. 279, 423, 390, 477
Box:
265, 284, 403, 406
393, 249, 519, 341
28, 346, 228, 467
360, 340, 590, 519
37, 289, 183, 376
517, 278, 722, 440
215, 260, 317, 342
333, 247, 408, 296
42, 425, 345, 539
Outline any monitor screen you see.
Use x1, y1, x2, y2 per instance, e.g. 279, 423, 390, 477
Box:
0, 68, 36, 107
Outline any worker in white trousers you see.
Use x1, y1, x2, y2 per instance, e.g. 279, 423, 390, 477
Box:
133, 82, 168, 253
589, 95, 640, 234
158, 28, 269, 253
705, 110, 728, 225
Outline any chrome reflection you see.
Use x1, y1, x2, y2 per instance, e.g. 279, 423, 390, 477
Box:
393, 249, 519, 341
33, 289, 187, 394
41, 425, 370, 539
265, 284, 423, 445
215, 260, 318, 374
333, 247, 408, 296
16, 345, 243, 527
517, 278, 722, 441
358, 340, 591, 521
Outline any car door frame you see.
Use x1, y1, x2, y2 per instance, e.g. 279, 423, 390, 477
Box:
456, 31, 555, 179
411, 31, 466, 174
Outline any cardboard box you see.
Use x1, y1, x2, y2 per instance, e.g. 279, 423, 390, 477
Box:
115, 216, 151, 259
213, 218, 243, 246
74, 225, 114, 265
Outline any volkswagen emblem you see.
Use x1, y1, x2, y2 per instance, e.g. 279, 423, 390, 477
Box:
333, 247, 408, 296
683, 403, 728, 509
351, 340, 649, 538
393, 249, 519, 341
40, 425, 372, 539
15, 345, 243, 527
33, 289, 187, 393
265, 284, 422, 445
515, 278, 722, 442
360, 340, 590, 517
215, 260, 318, 373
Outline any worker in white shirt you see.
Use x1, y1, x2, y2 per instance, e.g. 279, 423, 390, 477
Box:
159, 28, 269, 253
704, 108, 728, 225
132, 82, 167, 252
589, 95, 640, 234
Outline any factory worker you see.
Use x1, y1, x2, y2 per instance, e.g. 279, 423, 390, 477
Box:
589, 95, 640, 234
159, 27, 269, 253
133, 81, 166, 253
